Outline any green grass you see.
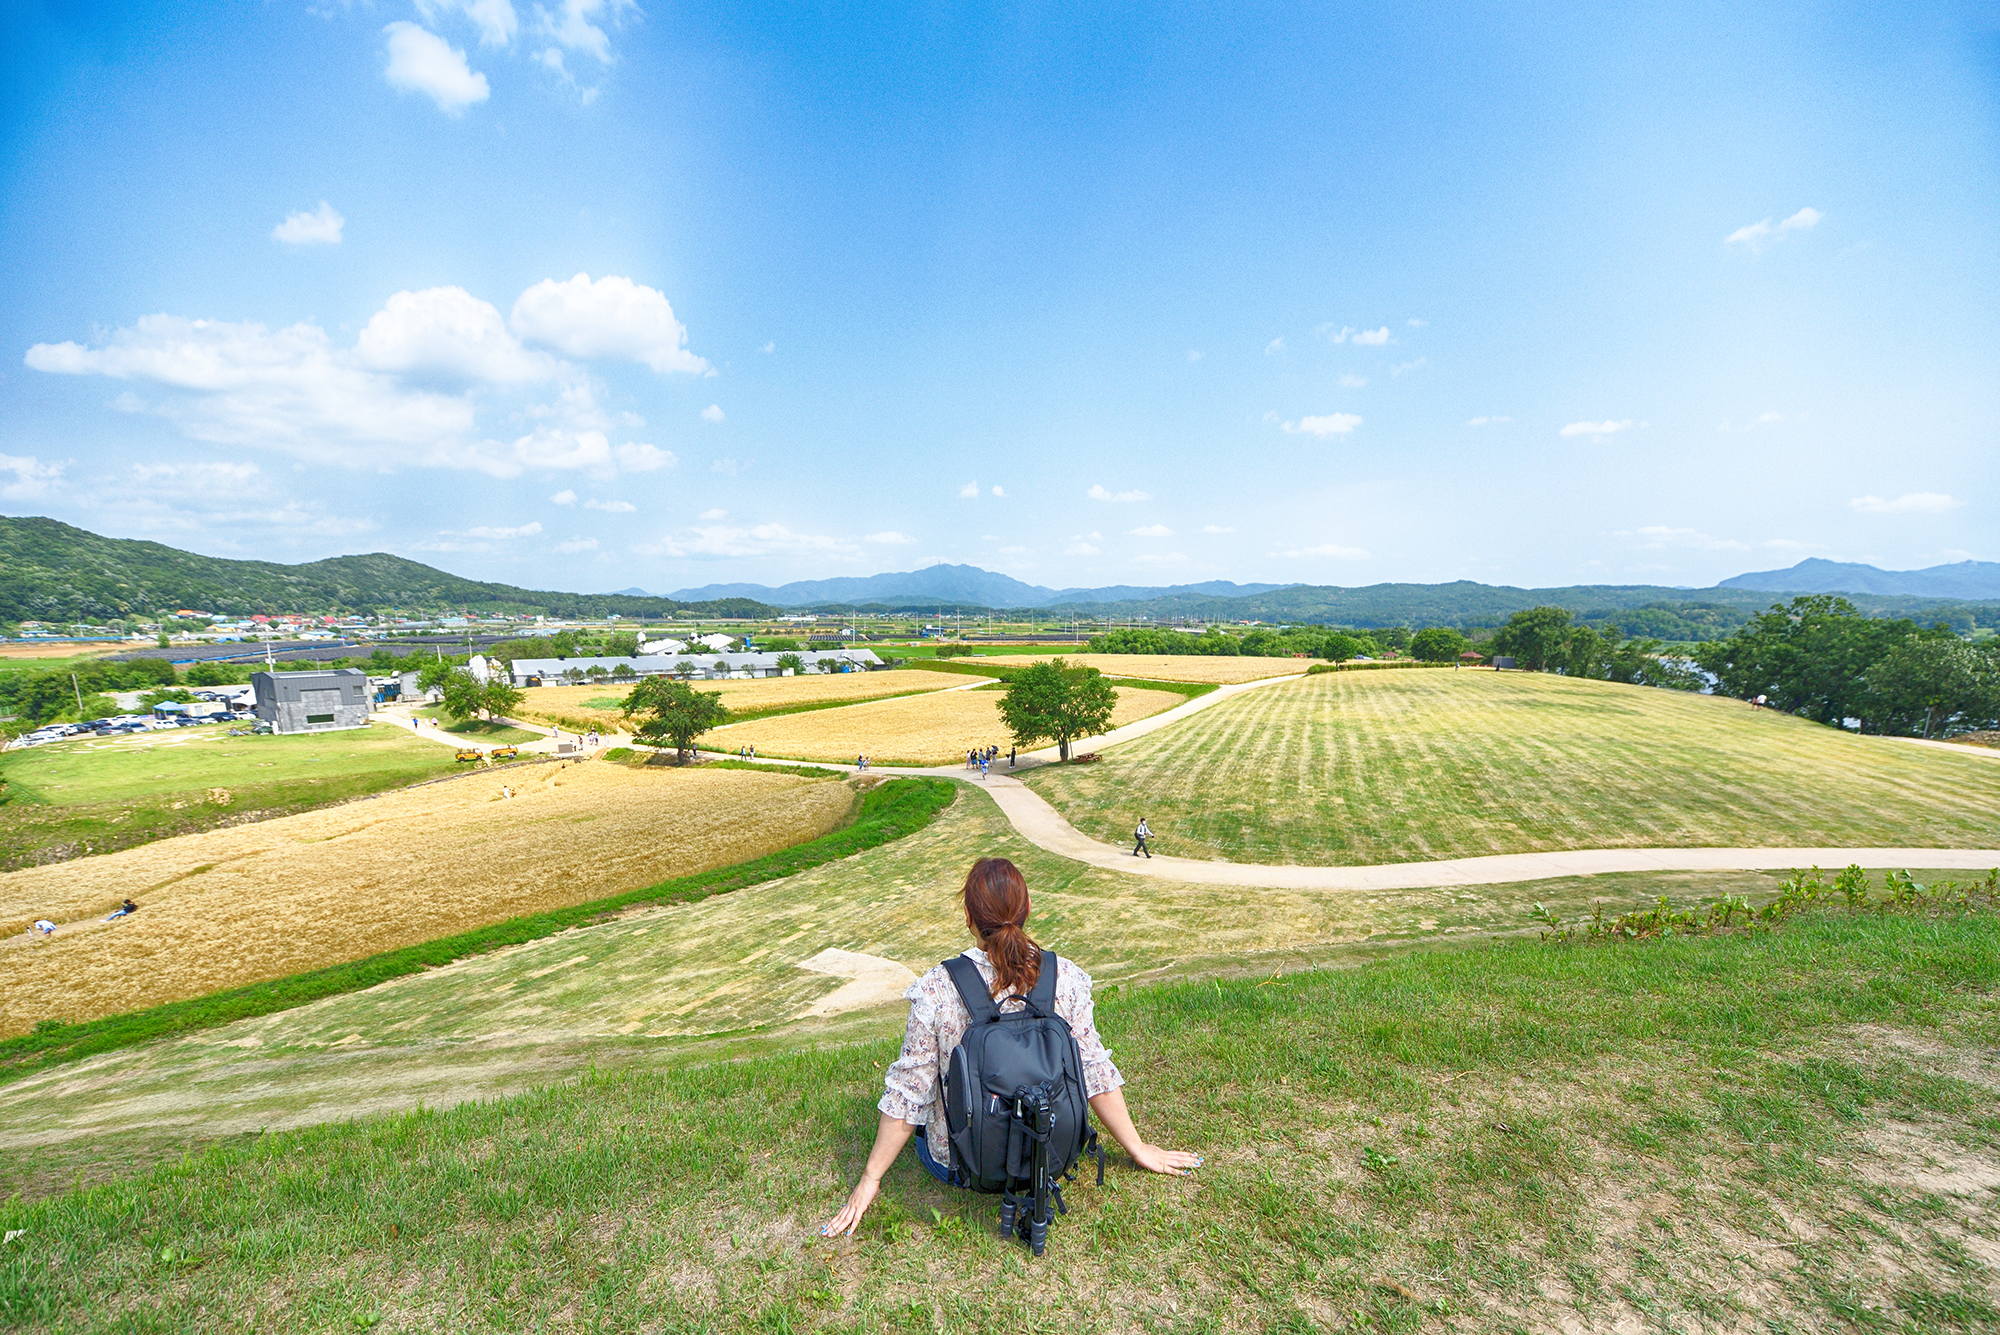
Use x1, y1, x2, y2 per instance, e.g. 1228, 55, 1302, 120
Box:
0, 721, 462, 869
0, 778, 956, 1087
1023, 668, 2000, 865
5, 910, 1995, 1332
0, 649, 129, 676
410, 709, 541, 744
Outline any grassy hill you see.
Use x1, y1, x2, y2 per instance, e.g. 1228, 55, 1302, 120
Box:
3, 909, 1994, 1332
0, 515, 777, 621
1023, 669, 2000, 865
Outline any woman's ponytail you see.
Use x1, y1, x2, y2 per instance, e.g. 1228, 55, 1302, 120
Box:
961, 857, 1042, 998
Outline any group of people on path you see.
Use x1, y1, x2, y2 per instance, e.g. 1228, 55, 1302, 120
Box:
27, 898, 138, 940
736, 744, 758, 760
963, 744, 1015, 779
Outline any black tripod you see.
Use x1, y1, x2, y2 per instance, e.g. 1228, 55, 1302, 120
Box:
998, 1084, 1064, 1256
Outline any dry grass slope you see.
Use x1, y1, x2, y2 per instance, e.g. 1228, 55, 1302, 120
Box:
1015, 653, 1309, 684
511, 673, 959, 731
1024, 668, 2000, 865
709, 683, 1186, 765
0, 763, 856, 1035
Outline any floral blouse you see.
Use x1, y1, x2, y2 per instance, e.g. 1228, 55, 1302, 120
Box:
878, 947, 1125, 1175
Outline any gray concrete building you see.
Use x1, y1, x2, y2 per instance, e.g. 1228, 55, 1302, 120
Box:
251, 668, 371, 734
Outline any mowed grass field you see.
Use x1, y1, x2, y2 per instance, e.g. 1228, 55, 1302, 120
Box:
0, 720, 461, 870
5, 910, 1995, 1333
1024, 668, 2000, 865
511, 672, 960, 732
708, 682, 1186, 765
993, 652, 1311, 684
0, 762, 857, 1036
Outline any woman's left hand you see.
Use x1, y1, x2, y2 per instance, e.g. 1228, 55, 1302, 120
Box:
819, 1175, 881, 1238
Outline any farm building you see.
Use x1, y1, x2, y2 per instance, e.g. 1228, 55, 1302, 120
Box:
251, 668, 371, 734
508, 650, 883, 686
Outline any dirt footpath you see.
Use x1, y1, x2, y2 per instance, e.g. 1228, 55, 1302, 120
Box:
0, 761, 856, 1035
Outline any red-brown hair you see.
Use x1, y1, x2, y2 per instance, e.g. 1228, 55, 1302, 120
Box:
962, 857, 1042, 998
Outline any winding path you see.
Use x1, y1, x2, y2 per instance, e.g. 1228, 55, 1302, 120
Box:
695, 670, 2000, 890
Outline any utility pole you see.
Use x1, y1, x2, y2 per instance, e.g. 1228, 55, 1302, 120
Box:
71, 673, 84, 716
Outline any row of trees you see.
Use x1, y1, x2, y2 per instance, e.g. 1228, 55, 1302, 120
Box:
1487, 607, 1704, 689
1088, 625, 1418, 661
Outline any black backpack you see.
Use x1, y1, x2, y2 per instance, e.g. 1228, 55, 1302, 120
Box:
940, 952, 1104, 1255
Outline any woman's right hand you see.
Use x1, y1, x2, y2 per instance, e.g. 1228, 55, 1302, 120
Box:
1127, 1143, 1203, 1175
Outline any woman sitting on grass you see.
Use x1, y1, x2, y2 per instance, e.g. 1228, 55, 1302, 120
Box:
819, 857, 1200, 1237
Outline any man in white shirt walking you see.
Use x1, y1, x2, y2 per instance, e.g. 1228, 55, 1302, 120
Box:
1133, 817, 1152, 858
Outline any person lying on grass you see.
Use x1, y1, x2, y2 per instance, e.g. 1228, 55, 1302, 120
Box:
819, 857, 1200, 1237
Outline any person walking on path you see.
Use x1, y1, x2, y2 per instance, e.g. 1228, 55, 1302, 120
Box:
1008, 746, 1016, 769
1133, 817, 1152, 858
979, 756, 989, 780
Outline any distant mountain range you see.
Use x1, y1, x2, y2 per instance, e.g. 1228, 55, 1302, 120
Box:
1718, 558, 2000, 599
669, 563, 1295, 609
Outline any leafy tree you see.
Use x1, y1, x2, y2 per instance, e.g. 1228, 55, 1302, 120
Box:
438, 669, 486, 721
586, 664, 608, 680
368, 648, 397, 673
1318, 631, 1365, 662
417, 660, 461, 694
762, 638, 802, 652
1491, 606, 1577, 672
775, 652, 806, 674
998, 659, 1119, 762
622, 677, 731, 763
674, 661, 698, 681
606, 631, 640, 658
816, 657, 840, 674
713, 659, 731, 676
1408, 627, 1469, 663
1695, 596, 1950, 732
563, 666, 586, 685
1863, 636, 2000, 737
71, 693, 120, 721
480, 678, 525, 720
139, 688, 195, 708
612, 662, 636, 680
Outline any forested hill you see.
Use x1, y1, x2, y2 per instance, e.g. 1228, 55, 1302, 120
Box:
0, 517, 775, 621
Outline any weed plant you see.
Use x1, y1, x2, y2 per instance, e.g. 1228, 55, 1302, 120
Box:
1532, 866, 2000, 942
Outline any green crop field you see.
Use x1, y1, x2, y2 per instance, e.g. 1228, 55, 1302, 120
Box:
4, 908, 1994, 1333
1023, 669, 2000, 865
0, 721, 461, 868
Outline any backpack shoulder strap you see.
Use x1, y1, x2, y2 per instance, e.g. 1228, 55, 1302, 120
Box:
1024, 950, 1059, 1018
941, 955, 1002, 1024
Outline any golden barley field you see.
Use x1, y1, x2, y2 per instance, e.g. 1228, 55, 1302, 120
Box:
0, 762, 856, 1035
1009, 653, 1310, 684
511, 672, 957, 731
707, 683, 1186, 765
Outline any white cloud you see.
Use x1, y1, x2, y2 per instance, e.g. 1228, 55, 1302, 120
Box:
272, 202, 344, 246
1405, 318, 1427, 328
1316, 324, 1352, 342
711, 457, 741, 476
990, 484, 1006, 497
613, 442, 672, 472
700, 403, 724, 423
1336, 373, 1366, 388
128, 460, 262, 489
555, 537, 598, 553
466, 521, 543, 539
865, 530, 917, 544
550, 488, 577, 505
1131, 552, 1187, 565
535, 0, 631, 64
1466, 416, 1511, 426
1351, 327, 1390, 346
1128, 524, 1173, 537
1186, 350, 1204, 362
1278, 543, 1370, 559
382, 22, 490, 114
959, 481, 980, 498
760, 341, 775, 354
418, 0, 519, 46
511, 273, 708, 374
1560, 419, 1634, 440
1065, 540, 1101, 556
1850, 492, 1961, 515
1087, 531, 1102, 540
698, 507, 726, 520
584, 497, 636, 512
1725, 206, 1823, 250
1087, 484, 1151, 502
1201, 524, 1234, 534
0, 453, 64, 500
1282, 413, 1362, 437
1390, 358, 1426, 377
1619, 525, 1749, 552
1264, 337, 1286, 355
356, 286, 553, 382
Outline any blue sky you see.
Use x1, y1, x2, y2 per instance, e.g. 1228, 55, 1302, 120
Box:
1, 1, 1994, 596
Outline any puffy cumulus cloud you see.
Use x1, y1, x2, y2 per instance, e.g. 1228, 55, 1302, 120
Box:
511, 273, 708, 374
466, 522, 543, 539
700, 403, 724, 423
433, 429, 673, 479
0, 453, 64, 500
1087, 484, 1150, 502
551, 488, 578, 505
417, 0, 519, 46
26, 314, 476, 457
1726, 206, 1823, 250
1282, 413, 1362, 437
584, 497, 636, 512
865, 531, 916, 544
382, 22, 489, 114
272, 202, 344, 246
958, 481, 980, 498
990, 485, 1006, 497
635, 521, 858, 560
1128, 524, 1173, 537
536, 0, 634, 64
1278, 543, 1370, 559
128, 460, 262, 489
1351, 327, 1390, 346
1559, 419, 1634, 440
1851, 492, 1961, 515
556, 537, 599, 553
356, 286, 554, 383
1065, 539, 1101, 556
698, 507, 727, 520
1201, 524, 1234, 533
